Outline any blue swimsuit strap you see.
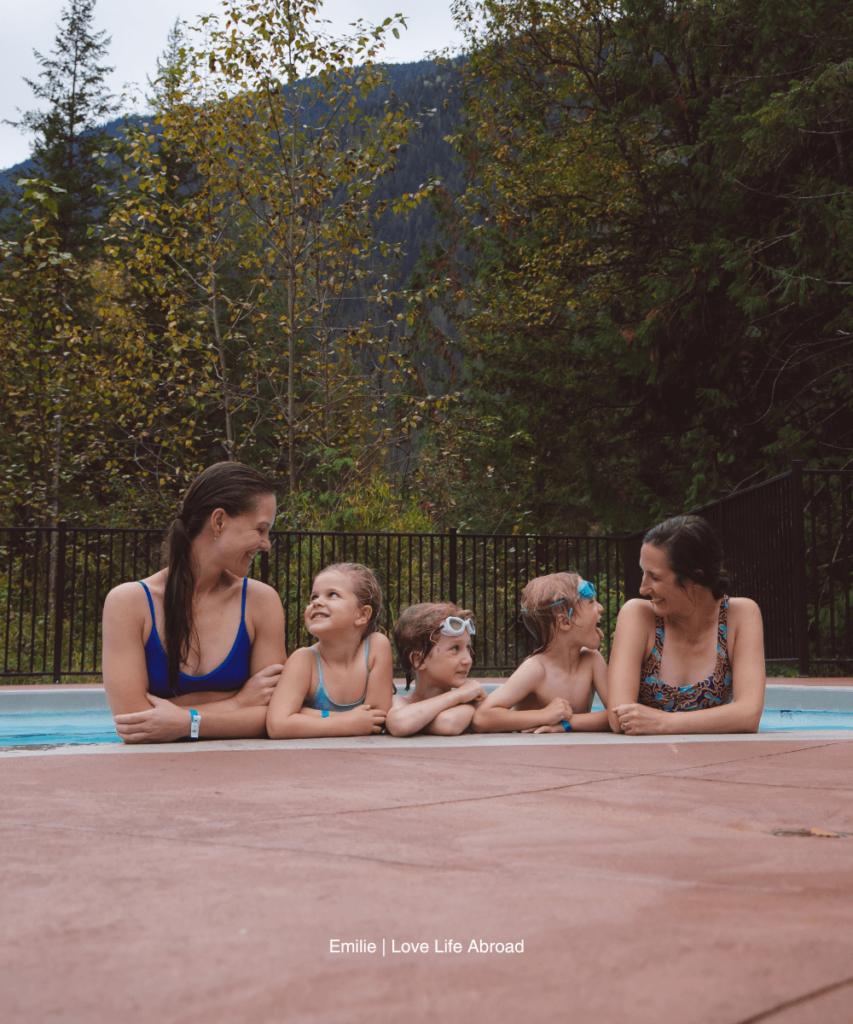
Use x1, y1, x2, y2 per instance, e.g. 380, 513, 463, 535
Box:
139, 579, 157, 624
311, 636, 371, 708
139, 578, 248, 640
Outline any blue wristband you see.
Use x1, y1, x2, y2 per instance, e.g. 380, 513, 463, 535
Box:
560, 719, 572, 732
189, 709, 200, 739
321, 709, 330, 719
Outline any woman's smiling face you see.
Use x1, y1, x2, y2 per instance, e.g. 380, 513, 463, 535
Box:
216, 494, 276, 575
639, 542, 687, 614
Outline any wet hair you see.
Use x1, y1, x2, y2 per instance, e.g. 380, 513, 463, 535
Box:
314, 563, 382, 640
643, 514, 731, 599
392, 602, 475, 689
520, 572, 583, 655
161, 462, 276, 696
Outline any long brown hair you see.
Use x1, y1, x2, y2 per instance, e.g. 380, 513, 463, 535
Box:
161, 462, 276, 695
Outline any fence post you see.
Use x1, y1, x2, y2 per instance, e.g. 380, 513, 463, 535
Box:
622, 531, 643, 601
260, 549, 269, 585
448, 527, 458, 605
790, 461, 810, 676
52, 520, 67, 685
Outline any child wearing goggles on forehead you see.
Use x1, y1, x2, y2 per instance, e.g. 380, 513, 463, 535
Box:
473, 573, 609, 734
386, 604, 487, 736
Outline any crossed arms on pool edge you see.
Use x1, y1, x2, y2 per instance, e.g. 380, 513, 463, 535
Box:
101, 575, 766, 745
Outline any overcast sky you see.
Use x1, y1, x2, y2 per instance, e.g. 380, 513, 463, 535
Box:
1, 0, 462, 170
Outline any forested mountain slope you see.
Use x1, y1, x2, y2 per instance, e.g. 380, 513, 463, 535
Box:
1, 60, 463, 282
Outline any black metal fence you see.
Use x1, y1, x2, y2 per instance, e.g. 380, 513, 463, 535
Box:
3, 461, 850, 681
0, 524, 625, 681
623, 462, 853, 674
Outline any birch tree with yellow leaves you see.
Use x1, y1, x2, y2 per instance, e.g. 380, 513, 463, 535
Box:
108, 0, 435, 516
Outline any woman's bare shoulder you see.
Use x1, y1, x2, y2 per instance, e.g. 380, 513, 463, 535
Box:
617, 598, 655, 624
103, 579, 150, 615
245, 577, 284, 611
726, 596, 763, 626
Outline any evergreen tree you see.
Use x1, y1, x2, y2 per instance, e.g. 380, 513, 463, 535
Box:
8, 0, 119, 255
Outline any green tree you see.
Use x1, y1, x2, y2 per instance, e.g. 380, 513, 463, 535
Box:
103, 0, 438, 517
412, 0, 853, 531
6, 0, 119, 257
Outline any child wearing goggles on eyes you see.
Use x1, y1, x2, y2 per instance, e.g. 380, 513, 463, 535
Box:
386, 603, 487, 736
473, 573, 609, 735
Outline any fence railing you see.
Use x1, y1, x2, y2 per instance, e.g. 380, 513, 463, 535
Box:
3, 461, 850, 682
622, 462, 853, 674
0, 524, 625, 681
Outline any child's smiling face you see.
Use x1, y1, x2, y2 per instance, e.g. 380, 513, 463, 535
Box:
564, 592, 605, 648
415, 631, 473, 689
305, 570, 370, 636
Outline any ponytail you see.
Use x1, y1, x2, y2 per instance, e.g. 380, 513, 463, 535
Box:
162, 516, 196, 697
160, 463, 277, 695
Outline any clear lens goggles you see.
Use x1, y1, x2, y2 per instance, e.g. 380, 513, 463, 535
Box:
439, 616, 476, 637
522, 580, 596, 619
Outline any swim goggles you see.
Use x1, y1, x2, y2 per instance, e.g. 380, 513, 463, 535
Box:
438, 616, 476, 637
522, 580, 596, 618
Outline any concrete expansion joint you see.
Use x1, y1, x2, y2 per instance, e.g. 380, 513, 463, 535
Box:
734, 972, 853, 1024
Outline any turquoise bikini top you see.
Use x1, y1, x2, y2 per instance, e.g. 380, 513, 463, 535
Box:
302, 636, 371, 712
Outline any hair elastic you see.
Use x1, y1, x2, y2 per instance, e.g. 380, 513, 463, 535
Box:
321, 709, 330, 718
560, 719, 572, 732
189, 709, 200, 739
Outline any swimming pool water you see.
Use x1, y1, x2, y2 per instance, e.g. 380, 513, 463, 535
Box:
0, 710, 122, 747
0, 707, 851, 747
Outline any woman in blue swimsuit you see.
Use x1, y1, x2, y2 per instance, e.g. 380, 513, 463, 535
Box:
607, 515, 766, 735
102, 463, 287, 743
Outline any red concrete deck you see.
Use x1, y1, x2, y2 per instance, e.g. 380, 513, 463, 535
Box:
2, 738, 852, 1023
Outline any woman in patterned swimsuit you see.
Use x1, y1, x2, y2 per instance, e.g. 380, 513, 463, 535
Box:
606, 515, 766, 735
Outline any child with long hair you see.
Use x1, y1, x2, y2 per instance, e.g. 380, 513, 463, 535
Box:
385, 603, 486, 736
266, 563, 394, 737
473, 572, 609, 734
102, 462, 287, 743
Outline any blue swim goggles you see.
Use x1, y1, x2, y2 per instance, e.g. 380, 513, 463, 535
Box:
522, 580, 596, 618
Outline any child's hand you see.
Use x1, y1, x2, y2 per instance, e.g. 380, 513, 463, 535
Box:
346, 704, 387, 734
455, 680, 487, 705
541, 697, 573, 725
233, 664, 285, 708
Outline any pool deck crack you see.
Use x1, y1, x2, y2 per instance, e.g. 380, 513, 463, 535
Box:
733, 972, 853, 1024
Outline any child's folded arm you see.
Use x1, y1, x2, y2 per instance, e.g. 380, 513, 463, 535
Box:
425, 703, 476, 736
474, 700, 573, 733
472, 663, 568, 733
266, 649, 386, 738
386, 687, 464, 736
386, 680, 484, 737
530, 708, 610, 733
